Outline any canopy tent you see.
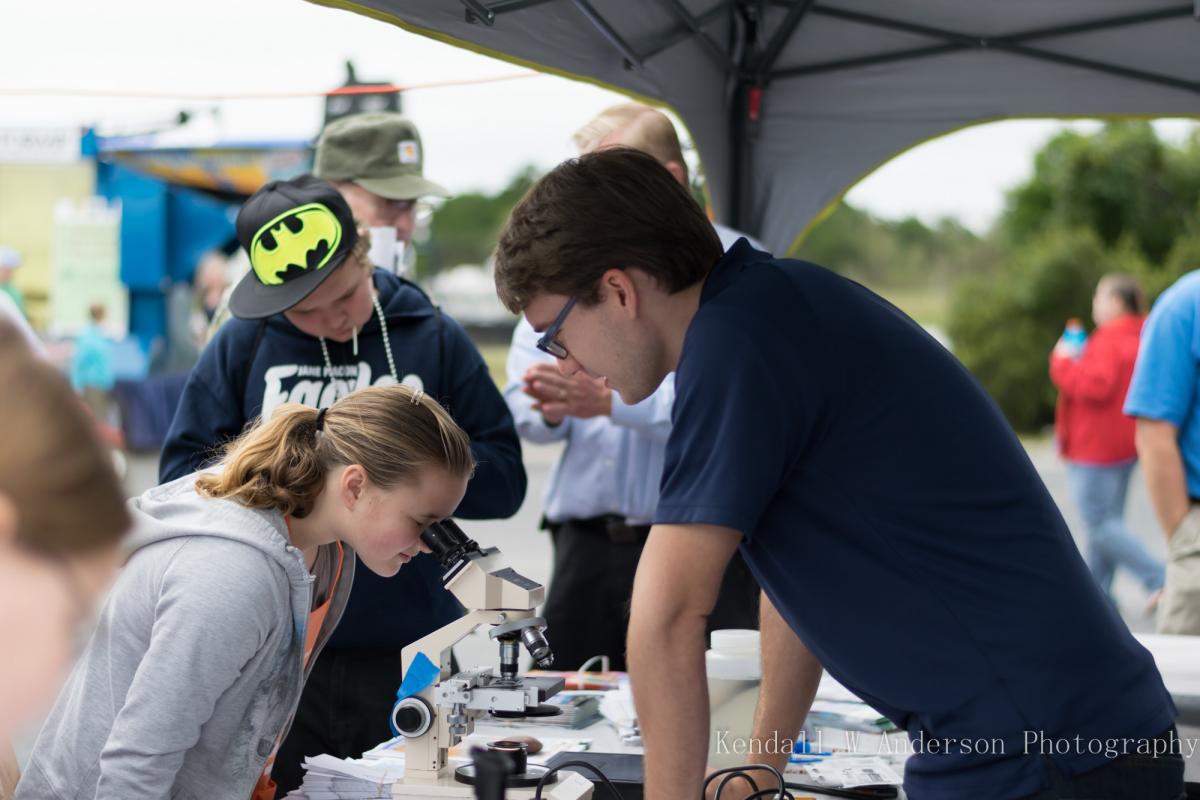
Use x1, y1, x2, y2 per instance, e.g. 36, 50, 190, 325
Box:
312, 0, 1200, 254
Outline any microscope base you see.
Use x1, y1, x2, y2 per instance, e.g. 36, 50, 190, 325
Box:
393, 770, 593, 800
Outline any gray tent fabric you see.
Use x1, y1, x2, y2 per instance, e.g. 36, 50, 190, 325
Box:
312, 0, 1200, 254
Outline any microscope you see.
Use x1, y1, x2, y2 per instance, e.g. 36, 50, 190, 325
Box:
390, 520, 594, 800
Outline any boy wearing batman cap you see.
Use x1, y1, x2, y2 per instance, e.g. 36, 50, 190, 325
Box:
160, 175, 525, 795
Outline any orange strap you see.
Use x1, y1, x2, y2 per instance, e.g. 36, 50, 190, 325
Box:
251, 521, 345, 799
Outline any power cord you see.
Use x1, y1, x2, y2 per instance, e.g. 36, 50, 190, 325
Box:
783, 781, 899, 799
705, 764, 793, 800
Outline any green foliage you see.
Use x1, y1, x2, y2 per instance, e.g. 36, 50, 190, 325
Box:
415, 166, 539, 278
792, 203, 997, 325
951, 121, 1200, 431
949, 228, 1132, 431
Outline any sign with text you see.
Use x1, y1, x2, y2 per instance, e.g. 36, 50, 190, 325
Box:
0, 127, 81, 164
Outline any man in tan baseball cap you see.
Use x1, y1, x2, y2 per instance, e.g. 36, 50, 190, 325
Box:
314, 112, 450, 273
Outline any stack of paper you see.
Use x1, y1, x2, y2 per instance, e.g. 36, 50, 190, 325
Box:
598, 679, 641, 746
285, 734, 593, 798
284, 752, 404, 799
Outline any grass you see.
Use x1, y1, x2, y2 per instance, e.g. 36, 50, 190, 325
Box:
477, 342, 511, 388
874, 286, 951, 329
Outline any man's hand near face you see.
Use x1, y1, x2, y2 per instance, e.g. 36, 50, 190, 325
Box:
522, 362, 612, 425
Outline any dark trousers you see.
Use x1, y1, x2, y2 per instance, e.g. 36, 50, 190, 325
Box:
1017, 727, 1186, 800
542, 517, 761, 672
271, 648, 403, 797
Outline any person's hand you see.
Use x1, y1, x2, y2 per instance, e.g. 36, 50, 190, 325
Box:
523, 363, 612, 425
1052, 336, 1074, 358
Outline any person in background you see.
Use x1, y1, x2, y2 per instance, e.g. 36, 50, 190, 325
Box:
313, 112, 450, 278
158, 175, 524, 795
504, 103, 763, 670
194, 249, 231, 327
204, 110, 448, 337
1050, 273, 1163, 607
71, 302, 115, 422
1125, 270, 1200, 634
17, 385, 474, 800
0, 247, 26, 320
0, 322, 130, 797
0, 283, 41, 357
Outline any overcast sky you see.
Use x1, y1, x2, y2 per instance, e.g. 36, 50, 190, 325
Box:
2, 0, 1196, 234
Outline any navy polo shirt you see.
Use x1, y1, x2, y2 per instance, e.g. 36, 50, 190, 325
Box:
656, 241, 1175, 800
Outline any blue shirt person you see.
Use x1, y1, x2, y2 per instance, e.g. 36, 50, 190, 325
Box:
492, 148, 1181, 800
1125, 269, 1200, 635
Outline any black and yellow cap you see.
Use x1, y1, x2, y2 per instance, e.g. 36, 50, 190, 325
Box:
230, 175, 358, 320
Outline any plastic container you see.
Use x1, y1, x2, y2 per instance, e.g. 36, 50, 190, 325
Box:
1061, 318, 1088, 359
706, 629, 761, 769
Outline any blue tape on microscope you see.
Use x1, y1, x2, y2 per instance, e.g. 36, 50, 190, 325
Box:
390, 652, 441, 735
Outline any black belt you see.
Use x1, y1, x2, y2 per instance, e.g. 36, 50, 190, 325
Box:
552, 514, 651, 544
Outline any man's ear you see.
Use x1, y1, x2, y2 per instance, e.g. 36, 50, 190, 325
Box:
601, 268, 639, 319
339, 465, 367, 510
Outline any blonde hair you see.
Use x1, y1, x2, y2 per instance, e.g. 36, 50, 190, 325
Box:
0, 322, 129, 555
196, 385, 475, 518
573, 103, 687, 180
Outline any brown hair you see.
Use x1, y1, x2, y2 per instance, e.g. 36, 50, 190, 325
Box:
494, 147, 722, 313
347, 221, 373, 272
0, 322, 130, 555
195, 385, 474, 518
573, 103, 688, 179
1101, 273, 1146, 315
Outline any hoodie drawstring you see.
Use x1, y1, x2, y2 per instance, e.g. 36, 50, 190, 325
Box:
318, 292, 399, 395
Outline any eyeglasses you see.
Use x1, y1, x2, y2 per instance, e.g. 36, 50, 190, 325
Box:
536, 297, 577, 359
383, 198, 417, 214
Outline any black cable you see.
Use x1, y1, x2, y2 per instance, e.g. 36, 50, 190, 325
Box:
745, 788, 794, 800
784, 781, 899, 799
705, 764, 791, 800
532, 760, 623, 800
714, 771, 760, 799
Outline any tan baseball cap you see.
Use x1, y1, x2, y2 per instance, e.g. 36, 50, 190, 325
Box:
313, 112, 451, 201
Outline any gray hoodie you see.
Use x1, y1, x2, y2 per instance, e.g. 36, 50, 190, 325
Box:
16, 474, 355, 800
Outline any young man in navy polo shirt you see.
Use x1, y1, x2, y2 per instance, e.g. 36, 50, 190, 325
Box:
493, 148, 1183, 800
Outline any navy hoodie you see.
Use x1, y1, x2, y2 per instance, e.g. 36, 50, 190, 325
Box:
159, 268, 526, 649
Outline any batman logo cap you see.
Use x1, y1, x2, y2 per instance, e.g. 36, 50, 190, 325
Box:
230, 175, 359, 320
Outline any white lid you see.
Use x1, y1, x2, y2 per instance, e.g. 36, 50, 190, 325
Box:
710, 629, 760, 655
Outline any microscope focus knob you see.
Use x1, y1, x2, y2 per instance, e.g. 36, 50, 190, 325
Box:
392, 696, 433, 737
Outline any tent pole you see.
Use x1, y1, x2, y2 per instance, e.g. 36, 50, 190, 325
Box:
728, 4, 757, 230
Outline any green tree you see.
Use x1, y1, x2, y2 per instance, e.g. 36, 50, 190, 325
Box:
416, 166, 539, 277
951, 121, 1200, 431
948, 229, 1136, 431
1001, 121, 1200, 270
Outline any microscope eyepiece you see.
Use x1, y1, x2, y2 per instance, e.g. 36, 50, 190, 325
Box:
421, 519, 482, 569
